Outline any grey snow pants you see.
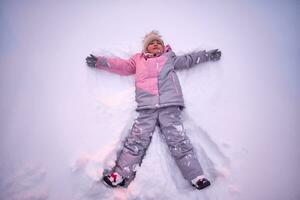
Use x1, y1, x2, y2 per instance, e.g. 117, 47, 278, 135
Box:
115, 106, 204, 182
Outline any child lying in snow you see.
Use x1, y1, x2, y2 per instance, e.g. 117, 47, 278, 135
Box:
86, 30, 221, 190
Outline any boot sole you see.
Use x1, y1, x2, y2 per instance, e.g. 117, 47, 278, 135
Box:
102, 176, 117, 188
102, 176, 127, 188
193, 181, 211, 190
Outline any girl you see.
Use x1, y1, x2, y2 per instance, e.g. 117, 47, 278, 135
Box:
86, 31, 221, 190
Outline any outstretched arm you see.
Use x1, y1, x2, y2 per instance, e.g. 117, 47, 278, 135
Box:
85, 54, 136, 76
174, 49, 221, 70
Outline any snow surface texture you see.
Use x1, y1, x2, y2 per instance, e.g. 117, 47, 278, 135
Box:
1, 0, 300, 200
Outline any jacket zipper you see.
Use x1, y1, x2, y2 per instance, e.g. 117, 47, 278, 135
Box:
171, 73, 179, 95
156, 63, 160, 107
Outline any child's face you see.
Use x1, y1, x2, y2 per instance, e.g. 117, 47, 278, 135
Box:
147, 40, 164, 54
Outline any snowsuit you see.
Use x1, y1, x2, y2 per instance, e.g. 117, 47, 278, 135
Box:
96, 46, 209, 182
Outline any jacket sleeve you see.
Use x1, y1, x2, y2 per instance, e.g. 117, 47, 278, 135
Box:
174, 51, 209, 70
95, 56, 136, 75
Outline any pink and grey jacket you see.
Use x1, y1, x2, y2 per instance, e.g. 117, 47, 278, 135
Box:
95, 46, 209, 110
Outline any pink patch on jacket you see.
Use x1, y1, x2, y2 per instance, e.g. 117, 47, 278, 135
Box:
96, 46, 170, 95
135, 55, 167, 95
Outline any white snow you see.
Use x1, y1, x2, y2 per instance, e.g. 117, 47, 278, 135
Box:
1, 0, 300, 200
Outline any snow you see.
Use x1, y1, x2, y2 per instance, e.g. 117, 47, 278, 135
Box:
1, 0, 300, 200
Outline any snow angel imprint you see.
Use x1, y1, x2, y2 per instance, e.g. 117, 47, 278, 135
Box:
85, 30, 221, 190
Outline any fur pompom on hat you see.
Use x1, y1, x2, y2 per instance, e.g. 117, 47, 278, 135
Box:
143, 30, 164, 52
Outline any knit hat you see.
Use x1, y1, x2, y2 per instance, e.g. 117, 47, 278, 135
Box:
143, 30, 164, 53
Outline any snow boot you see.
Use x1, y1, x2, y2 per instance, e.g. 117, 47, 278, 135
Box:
102, 172, 126, 188
191, 175, 211, 190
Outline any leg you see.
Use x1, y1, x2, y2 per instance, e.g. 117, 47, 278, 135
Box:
114, 109, 158, 178
158, 106, 204, 181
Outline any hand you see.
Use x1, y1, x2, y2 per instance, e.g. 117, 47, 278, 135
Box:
86, 54, 97, 67
206, 49, 221, 61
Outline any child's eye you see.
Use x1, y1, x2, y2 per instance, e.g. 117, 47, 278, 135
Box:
149, 40, 161, 45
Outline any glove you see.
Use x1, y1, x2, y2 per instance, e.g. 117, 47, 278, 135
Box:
206, 49, 221, 61
86, 54, 97, 68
